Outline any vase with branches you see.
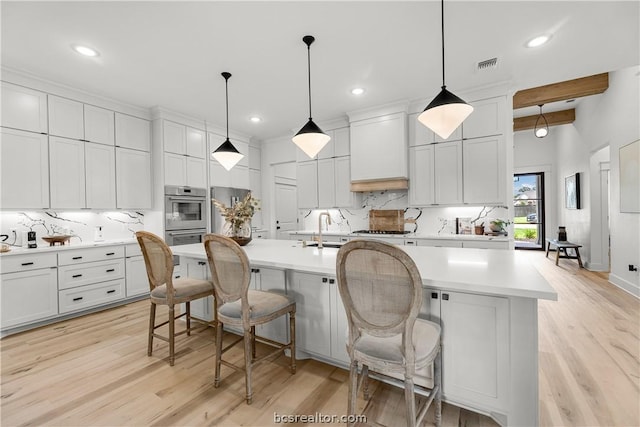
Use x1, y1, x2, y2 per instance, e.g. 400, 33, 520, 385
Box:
212, 192, 260, 245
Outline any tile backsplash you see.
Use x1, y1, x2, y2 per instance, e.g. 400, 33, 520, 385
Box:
0, 211, 145, 247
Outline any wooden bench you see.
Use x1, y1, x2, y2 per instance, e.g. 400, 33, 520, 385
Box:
545, 238, 584, 268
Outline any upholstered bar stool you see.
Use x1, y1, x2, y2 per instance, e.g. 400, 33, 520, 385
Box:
336, 239, 442, 427
136, 231, 215, 366
203, 234, 296, 404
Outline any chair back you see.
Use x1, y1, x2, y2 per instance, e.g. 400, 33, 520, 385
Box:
336, 239, 423, 356
203, 234, 251, 305
136, 231, 174, 297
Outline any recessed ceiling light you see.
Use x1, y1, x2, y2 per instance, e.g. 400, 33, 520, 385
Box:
526, 35, 551, 48
351, 88, 365, 96
72, 44, 99, 57
250, 116, 261, 123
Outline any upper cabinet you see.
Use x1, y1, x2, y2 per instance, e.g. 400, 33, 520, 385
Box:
295, 126, 350, 161
349, 111, 408, 185
115, 113, 150, 151
48, 96, 115, 145
116, 148, 151, 209
163, 120, 186, 154
462, 97, 505, 139
1, 82, 48, 134
463, 136, 506, 204
186, 127, 206, 158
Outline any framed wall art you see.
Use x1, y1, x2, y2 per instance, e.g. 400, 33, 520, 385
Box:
565, 173, 580, 209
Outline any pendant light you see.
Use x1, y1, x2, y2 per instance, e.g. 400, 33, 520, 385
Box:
534, 104, 549, 138
292, 35, 330, 159
418, 0, 473, 139
212, 72, 244, 171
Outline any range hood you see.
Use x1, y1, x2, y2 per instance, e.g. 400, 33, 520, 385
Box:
350, 178, 409, 192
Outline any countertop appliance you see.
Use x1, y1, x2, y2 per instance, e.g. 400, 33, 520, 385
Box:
27, 231, 37, 248
210, 186, 250, 234
165, 186, 207, 231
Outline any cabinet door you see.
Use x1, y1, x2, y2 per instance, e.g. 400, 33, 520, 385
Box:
85, 142, 116, 209
463, 136, 505, 204
255, 268, 288, 343
434, 141, 463, 204
115, 113, 150, 151
0, 128, 49, 208
209, 160, 232, 188
317, 158, 336, 208
333, 127, 351, 157
409, 144, 435, 206
350, 112, 408, 181
330, 280, 350, 364
463, 97, 505, 139
116, 148, 151, 209
164, 153, 187, 186
1, 268, 58, 329
316, 130, 335, 160
249, 169, 263, 228
186, 127, 206, 158
249, 145, 261, 170
48, 95, 84, 140
183, 258, 213, 321
126, 256, 149, 297
335, 156, 357, 208
440, 291, 509, 411
1, 82, 48, 133
296, 161, 318, 209
186, 157, 207, 188
49, 136, 86, 209
288, 271, 331, 357
163, 120, 186, 154
417, 239, 463, 248
84, 105, 115, 145
235, 140, 250, 168
231, 165, 250, 190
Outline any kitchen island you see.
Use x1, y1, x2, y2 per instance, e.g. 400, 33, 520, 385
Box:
172, 239, 557, 426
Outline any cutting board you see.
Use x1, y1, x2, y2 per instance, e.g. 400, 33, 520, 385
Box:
369, 209, 405, 232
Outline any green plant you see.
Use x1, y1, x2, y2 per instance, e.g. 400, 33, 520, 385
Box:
490, 218, 512, 231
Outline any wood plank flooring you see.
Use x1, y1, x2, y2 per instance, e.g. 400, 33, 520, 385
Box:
1, 250, 638, 426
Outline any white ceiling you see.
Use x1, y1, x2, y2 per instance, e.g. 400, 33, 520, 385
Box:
2, 1, 638, 140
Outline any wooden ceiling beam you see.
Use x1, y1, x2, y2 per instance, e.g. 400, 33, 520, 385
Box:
513, 73, 608, 109
513, 108, 576, 132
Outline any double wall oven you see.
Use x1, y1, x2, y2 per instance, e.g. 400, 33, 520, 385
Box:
164, 186, 207, 264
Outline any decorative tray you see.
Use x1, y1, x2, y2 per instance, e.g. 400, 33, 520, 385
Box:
42, 235, 72, 246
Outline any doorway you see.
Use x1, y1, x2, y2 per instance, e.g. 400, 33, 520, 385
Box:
274, 179, 298, 240
513, 172, 545, 250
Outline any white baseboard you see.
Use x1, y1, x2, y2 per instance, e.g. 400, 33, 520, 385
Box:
586, 262, 609, 272
609, 273, 640, 298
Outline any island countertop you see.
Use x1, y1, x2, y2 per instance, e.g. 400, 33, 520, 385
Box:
172, 239, 557, 301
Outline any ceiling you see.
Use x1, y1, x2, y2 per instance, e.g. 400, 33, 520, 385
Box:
1, 1, 638, 140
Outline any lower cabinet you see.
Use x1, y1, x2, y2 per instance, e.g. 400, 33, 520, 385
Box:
330, 280, 350, 365
251, 267, 287, 343
1, 267, 58, 329
59, 279, 125, 314
183, 257, 214, 321
125, 255, 149, 297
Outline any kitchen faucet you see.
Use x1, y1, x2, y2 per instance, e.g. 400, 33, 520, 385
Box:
317, 212, 332, 249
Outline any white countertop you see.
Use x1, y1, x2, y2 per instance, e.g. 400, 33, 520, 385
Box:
172, 239, 556, 301
0, 238, 137, 256
289, 230, 509, 242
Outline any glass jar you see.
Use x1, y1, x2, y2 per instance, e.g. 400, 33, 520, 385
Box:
222, 218, 252, 246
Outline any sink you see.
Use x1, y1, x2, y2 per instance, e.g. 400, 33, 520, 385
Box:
303, 241, 345, 248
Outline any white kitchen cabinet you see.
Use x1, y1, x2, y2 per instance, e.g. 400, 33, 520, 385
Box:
184, 257, 214, 322
462, 240, 509, 250
186, 127, 206, 158
164, 152, 186, 186
463, 136, 506, 204
330, 280, 350, 365
83, 142, 116, 208
58, 279, 125, 314
333, 127, 351, 157
163, 120, 187, 155
251, 267, 288, 343
438, 290, 509, 412
49, 136, 86, 209
0, 128, 49, 209
115, 113, 150, 152
409, 112, 436, 147
335, 156, 360, 208
249, 168, 263, 228
417, 239, 463, 248
116, 147, 152, 209
1, 267, 58, 329
209, 160, 231, 188
1, 82, 48, 133
126, 255, 149, 297
48, 95, 84, 140
434, 141, 463, 205
288, 271, 332, 358
463, 97, 506, 140
296, 161, 319, 209
409, 144, 435, 206
186, 157, 207, 188
249, 145, 261, 170
209, 133, 249, 167
350, 112, 408, 182
84, 104, 115, 146
317, 158, 336, 208
58, 258, 125, 290
231, 165, 250, 189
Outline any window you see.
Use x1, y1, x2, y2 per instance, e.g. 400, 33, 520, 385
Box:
513, 173, 545, 250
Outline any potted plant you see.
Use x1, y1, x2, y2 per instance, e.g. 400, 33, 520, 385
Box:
489, 219, 511, 233
212, 192, 260, 246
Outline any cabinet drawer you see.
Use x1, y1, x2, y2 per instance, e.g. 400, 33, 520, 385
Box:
58, 259, 125, 290
58, 279, 125, 314
1, 252, 57, 273
125, 243, 142, 257
417, 239, 463, 248
58, 245, 124, 265
462, 240, 509, 250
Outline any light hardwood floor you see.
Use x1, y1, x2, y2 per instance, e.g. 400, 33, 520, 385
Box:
1, 251, 638, 426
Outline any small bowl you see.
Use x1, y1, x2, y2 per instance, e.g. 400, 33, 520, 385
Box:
42, 235, 72, 246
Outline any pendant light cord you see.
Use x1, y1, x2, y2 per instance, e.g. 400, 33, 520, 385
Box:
307, 43, 312, 120
440, 0, 446, 88
225, 76, 229, 139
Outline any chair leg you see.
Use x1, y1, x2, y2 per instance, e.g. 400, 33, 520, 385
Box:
147, 303, 156, 357
289, 311, 296, 374
251, 325, 256, 360
348, 360, 358, 427
404, 376, 416, 427
362, 364, 370, 400
169, 305, 175, 366
434, 352, 442, 427
186, 301, 191, 336
214, 321, 223, 388
243, 328, 253, 404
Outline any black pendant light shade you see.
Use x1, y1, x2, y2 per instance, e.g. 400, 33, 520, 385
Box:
212, 71, 244, 171
534, 104, 549, 138
292, 35, 330, 159
418, 0, 473, 139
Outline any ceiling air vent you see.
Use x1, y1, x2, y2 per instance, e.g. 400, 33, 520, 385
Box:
476, 57, 498, 72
